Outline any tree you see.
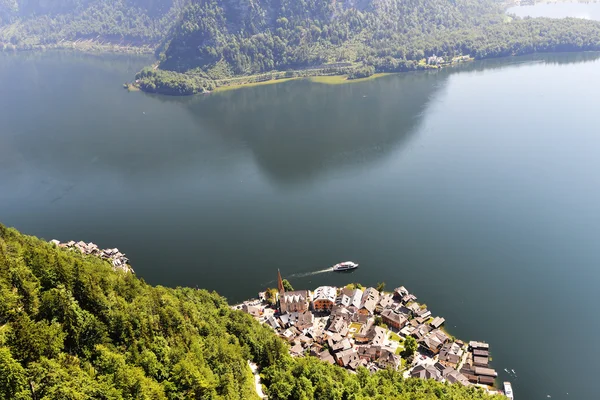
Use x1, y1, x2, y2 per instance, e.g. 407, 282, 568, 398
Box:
402, 336, 418, 358
282, 279, 294, 291
265, 288, 278, 305
373, 316, 386, 328
0, 347, 29, 400
376, 282, 386, 293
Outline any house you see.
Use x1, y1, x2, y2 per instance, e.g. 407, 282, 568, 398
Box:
395, 305, 412, 317
330, 338, 352, 353
399, 324, 414, 338
407, 302, 421, 315
460, 366, 479, 384
281, 328, 298, 342
427, 55, 444, 65
265, 316, 280, 330
402, 293, 417, 304
474, 356, 489, 367
419, 330, 449, 355
295, 310, 314, 330
348, 357, 368, 371
370, 326, 387, 347
381, 309, 408, 330
376, 293, 395, 312
474, 367, 497, 377
478, 376, 496, 386
439, 342, 463, 367
473, 349, 489, 357
430, 317, 445, 329
357, 345, 380, 361
358, 287, 380, 315
393, 286, 409, 300
312, 286, 337, 312
415, 308, 432, 320
376, 349, 401, 370
411, 365, 442, 381
335, 348, 359, 367
327, 315, 349, 336
411, 324, 431, 341
469, 341, 490, 351
290, 342, 304, 357
337, 288, 363, 309
443, 368, 471, 386
50, 239, 60, 246
319, 350, 336, 365
242, 304, 262, 318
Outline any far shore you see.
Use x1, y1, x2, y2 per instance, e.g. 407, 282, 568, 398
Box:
211, 73, 394, 92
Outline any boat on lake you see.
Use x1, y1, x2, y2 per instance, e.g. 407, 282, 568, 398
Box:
503, 382, 514, 400
332, 261, 359, 272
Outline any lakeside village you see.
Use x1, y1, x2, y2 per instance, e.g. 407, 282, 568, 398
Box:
234, 270, 510, 398
49, 239, 133, 274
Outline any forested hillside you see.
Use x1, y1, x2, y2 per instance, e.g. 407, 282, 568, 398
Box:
0, 223, 500, 399
0, 0, 186, 49
134, 0, 600, 94
4, 0, 600, 94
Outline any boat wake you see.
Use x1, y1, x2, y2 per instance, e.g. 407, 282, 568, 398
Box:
289, 267, 334, 278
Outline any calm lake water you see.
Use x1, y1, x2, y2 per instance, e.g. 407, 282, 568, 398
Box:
508, 1, 600, 20
2, 51, 600, 399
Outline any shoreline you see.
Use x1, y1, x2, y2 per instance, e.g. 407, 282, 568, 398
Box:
1, 41, 155, 55
234, 274, 505, 397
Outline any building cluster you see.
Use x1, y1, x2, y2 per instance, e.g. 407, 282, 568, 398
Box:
50, 239, 133, 273
235, 271, 499, 391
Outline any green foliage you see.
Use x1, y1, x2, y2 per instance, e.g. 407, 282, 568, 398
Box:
348, 65, 375, 80
376, 281, 386, 293
0, 1, 186, 48
402, 336, 418, 358
346, 282, 363, 290
265, 288, 278, 306
282, 279, 294, 292
0, 223, 500, 399
135, 67, 215, 95
0, 347, 29, 400
154, 0, 600, 82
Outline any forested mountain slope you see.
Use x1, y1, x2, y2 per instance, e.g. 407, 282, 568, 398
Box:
0, 223, 501, 399
132, 0, 600, 94
0, 0, 187, 48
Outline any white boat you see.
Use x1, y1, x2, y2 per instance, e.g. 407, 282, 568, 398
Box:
504, 382, 514, 400
332, 261, 359, 272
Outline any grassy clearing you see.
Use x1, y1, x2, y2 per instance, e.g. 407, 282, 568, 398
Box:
213, 77, 299, 92
349, 322, 363, 336
389, 332, 402, 342
308, 73, 390, 85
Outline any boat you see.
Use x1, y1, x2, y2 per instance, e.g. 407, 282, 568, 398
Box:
504, 382, 514, 400
332, 261, 359, 272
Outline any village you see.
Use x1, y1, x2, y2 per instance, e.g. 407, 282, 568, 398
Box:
234, 270, 505, 396
49, 239, 134, 273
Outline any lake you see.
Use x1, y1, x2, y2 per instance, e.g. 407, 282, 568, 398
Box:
1, 51, 600, 399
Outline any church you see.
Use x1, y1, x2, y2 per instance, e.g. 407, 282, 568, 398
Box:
277, 270, 309, 313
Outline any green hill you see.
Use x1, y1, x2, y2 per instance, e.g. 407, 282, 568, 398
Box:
134, 0, 600, 94
3, 0, 600, 94
0, 0, 184, 49
0, 223, 501, 399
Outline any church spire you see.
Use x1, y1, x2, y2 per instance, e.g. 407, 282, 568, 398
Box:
277, 269, 285, 294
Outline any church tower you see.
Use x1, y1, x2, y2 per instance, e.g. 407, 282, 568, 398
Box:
277, 269, 285, 294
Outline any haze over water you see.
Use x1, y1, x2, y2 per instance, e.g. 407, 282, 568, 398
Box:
2, 49, 600, 399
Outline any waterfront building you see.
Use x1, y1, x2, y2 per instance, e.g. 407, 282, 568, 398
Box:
312, 286, 337, 312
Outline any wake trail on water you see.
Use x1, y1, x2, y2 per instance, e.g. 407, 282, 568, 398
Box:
289, 267, 334, 278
